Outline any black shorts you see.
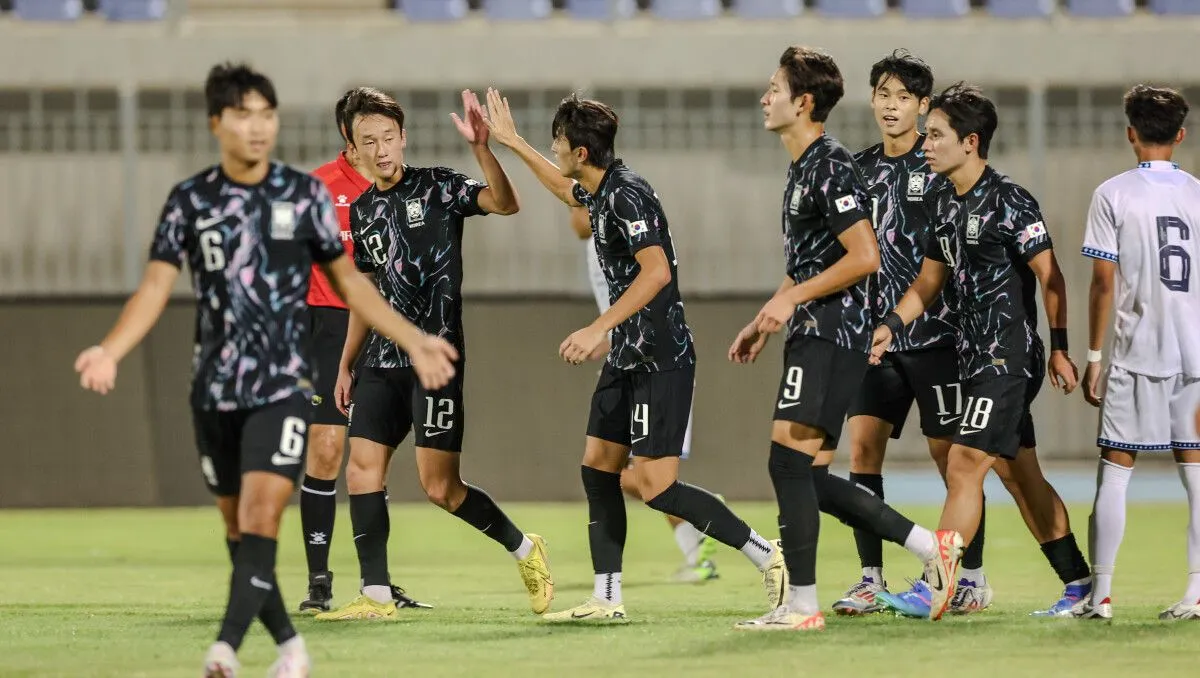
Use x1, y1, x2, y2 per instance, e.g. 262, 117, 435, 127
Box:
773, 337, 868, 449
587, 362, 695, 458
192, 392, 312, 496
951, 372, 1041, 460
846, 345, 962, 439
348, 366, 466, 452
309, 305, 349, 427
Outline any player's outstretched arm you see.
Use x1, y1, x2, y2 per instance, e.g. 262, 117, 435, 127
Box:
75, 261, 180, 395
451, 90, 520, 216
322, 256, 458, 390
480, 87, 581, 207
869, 257, 948, 364
1029, 249, 1079, 394
755, 220, 880, 335
729, 277, 793, 364
569, 206, 591, 240
560, 245, 672, 364
1083, 258, 1116, 406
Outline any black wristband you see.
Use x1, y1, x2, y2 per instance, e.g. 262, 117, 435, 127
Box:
1049, 328, 1068, 352
884, 312, 905, 337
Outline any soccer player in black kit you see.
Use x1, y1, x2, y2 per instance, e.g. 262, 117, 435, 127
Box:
728, 47, 958, 631
834, 50, 995, 616
74, 64, 458, 677
316, 88, 556, 621
482, 88, 788, 622
871, 83, 1091, 621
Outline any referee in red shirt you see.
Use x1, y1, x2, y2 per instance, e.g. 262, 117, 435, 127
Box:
298, 89, 401, 613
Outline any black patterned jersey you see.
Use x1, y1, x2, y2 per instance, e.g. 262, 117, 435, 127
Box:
782, 135, 873, 352
572, 160, 695, 372
351, 165, 486, 368
149, 162, 345, 411
925, 166, 1051, 380
854, 137, 956, 352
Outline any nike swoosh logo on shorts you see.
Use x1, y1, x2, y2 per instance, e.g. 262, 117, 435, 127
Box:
270, 453, 301, 466
939, 416, 961, 425
631, 436, 646, 444
777, 400, 801, 409
424, 429, 448, 437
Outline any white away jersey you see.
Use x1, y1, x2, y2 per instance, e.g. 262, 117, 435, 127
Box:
1082, 161, 1200, 378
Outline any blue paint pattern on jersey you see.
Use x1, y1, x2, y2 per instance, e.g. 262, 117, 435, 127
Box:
854, 137, 956, 352
351, 165, 486, 368
925, 166, 1051, 380
572, 160, 695, 372
782, 135, 873, 352
149, 162, 345, 411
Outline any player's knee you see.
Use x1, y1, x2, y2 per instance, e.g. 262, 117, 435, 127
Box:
421, 478, 465, 511
345, 456, 384, 494
945, 449, 989, 491
848, 440, 885, 474
619, 467, 643, 500
306, 432, 345, 479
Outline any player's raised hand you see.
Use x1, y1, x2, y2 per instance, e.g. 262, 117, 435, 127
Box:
754, 293, 794, 335
868, 326, 893, 365
450, 90, 489, 146
409, 334, 459, 391
75, 345, 117, 395
334, 366, 355, 416
481, 87, 521, 149
728, 321, 768, 364
1081, 360, 1104, 407
1049, 352, 1079, 395
560, 325, 606, 366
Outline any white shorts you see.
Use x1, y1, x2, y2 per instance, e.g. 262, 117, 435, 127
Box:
587, 239, 695, 458
1098, 366, 1200, 452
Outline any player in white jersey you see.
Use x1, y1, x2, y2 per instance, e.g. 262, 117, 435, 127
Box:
1078, 85, 1200, 621
570, 205, 720, 583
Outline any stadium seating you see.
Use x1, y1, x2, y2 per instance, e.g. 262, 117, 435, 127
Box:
988, 0, 1056, 17
650, 0, 721, 19
98, 0, 167, 20
731, 0, 802, 19
13, 0, 84, 20
483, 0, 552, 20
399, 0, 470, 21
1150, 0, 1200, 14
812, 0, 887, 18
1065, 0, 1135, 16
901, 0, 971, 18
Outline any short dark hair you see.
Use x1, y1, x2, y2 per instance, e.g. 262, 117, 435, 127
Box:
342, 87, 405, 143
1124, 84, 1189, 146
204, 62, 277, 118
335, 89, 355, 142
552, 94, 619, 169
928, 82, 998, 160
869, 49, 934, 100
778, 46, 844, 123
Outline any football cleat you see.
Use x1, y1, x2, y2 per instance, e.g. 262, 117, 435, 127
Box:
734, 606, 825, 631
761, 539, 790, 610
949, 576, 993, 614
1075, 596, 1113, 620
516, 534, 555, 614
314, 595, 397, 621
671, 559, 720, 584
876, 578, 932, 619
1031, 581, 1092, 617
202, 641, 239, 678
924, 530, 964, 621
391, 585, 432, 609
831, 576, 888, 616
542, 597, 627, 623
1158, 598, 1200, 621
298, 571, 332, 614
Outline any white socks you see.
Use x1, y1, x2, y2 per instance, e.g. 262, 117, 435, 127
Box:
904, 526, 938, 563
594, 572, 622, 604
959, 568, 986, 586
741, 530, 775, 570
786, 584, 819, 615
1090, 459, 1133, 603
362, 585, 392, 604
1179, 463, 1200, 603
674, 522, 705, 566
510, 535, 534, 561
862, 566, 884, 584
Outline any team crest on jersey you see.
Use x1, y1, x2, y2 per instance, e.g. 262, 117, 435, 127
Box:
789, 187, 802, 212
405, 199, 424, 228
906, 172, 925, 201
966, 214, 981, 243
270, 201, 295, 240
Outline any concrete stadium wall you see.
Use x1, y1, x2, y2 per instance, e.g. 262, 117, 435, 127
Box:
0, 298, 1108, 509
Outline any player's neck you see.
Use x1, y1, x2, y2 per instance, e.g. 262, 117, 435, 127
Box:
1134, 145, 1175, 164
881, 129, 919, 158
220, 155, 270, 186
577, 165, 607, 195
779, 121, 825, 162
344, 151, 373, 183
948, 157, 988, 196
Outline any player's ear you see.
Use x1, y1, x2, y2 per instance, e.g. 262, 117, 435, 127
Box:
575, 145, 590, 167
795, 92, 813, 118
1176, 126, 1186, 145
918, 97, 930, 117
1126, 126, 1137, 146
208, 114, 220, 136
399, 128, 407, 149
963, 131, 979, 156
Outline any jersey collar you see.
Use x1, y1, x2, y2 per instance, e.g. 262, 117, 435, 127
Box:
1137, 160, 1180, 171
337, 152, 373, 192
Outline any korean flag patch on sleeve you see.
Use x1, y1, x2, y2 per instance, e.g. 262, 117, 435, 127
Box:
626, 220, 649, 238
1019, 220, 1047, 245
834, 195, 857, 214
